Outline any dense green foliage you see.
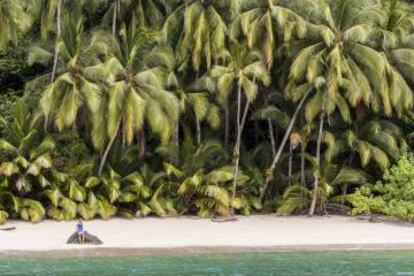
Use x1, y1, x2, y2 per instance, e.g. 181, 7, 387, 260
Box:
351, 153, 414, 220
1, 0, 414, 223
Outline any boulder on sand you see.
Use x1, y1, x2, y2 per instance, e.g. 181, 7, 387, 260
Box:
66, 231, 103, 245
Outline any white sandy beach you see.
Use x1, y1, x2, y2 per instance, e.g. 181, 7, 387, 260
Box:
1, 215, 414, 253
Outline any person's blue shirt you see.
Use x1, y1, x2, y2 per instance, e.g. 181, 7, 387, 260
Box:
77, 222, 84, 234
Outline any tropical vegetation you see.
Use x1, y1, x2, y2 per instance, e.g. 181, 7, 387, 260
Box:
1, 0, 414, 224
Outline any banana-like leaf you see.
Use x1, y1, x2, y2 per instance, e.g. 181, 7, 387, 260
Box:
69, 180, 87, 202
84, 176, 101, 188
0, 162, 19, 176
163, 162, 183, 178
96, 196, 117, 220
45, 188, 62, 207
138, 202, 152, 217
59, 197, 77, 220
123, 172, 144, 186
0, 210, 8, 224
118, 192, 137, 203
20, 198, 45, 223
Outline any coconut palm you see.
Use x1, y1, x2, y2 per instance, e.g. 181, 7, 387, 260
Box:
162, 0, 230, 72
147, 46, 220, 146
0, 0, 40, 48
91, 22, 179, 174
230, 0, 306, 69
211, 41, 270, 214
286, 0, 413, 119
28, 17, 103, 151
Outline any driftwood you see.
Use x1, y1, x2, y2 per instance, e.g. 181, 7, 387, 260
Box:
0, 227, 15, 231
66, 231, 103, 245
211, 216, 238, 223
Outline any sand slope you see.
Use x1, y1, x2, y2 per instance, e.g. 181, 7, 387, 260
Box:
1, 215, 414, 253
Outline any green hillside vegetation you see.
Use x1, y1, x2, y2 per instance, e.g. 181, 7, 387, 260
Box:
1, 0, 414, 223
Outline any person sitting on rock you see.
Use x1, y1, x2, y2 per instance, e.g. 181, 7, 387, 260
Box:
76, 219, 85, 244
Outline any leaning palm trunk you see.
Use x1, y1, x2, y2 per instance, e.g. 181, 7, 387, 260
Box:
98, 119, 121, 175
268, 119, 276, 158
259, 87, 313, 202
230, 85, 250, 215
309, 109, 326, 216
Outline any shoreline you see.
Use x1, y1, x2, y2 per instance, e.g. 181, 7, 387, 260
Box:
3, 244, 414, 257
2, 215, 414, 256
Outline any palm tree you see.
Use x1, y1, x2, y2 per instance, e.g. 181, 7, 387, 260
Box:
147, 46, 220, 146
287, 0, 413, 119
28, 18, 103, 149
309, 78, 328, 216
91, 23, 179, 174
211, 41, 270, 214
230, 0, 306, 69
0, 0, 40, 49
162, 0, 230, 72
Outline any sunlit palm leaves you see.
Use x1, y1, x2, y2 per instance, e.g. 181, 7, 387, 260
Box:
163, 0, 229, 72
286, 0, 413, 121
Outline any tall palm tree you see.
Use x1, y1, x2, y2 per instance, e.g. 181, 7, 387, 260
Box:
91, 22, 179, 174
230, 0, 306, 69
0, 0, 40, 48
147, 46, 220, 147
28, 17, 103, 148
287, 0, 413, 119
162, 0, 230, 72
211, 41, 270, 214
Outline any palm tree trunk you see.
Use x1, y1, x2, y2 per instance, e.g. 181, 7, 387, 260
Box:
138, 129, 146, 159
230, 84, 250, 215
300, 143, 306, 186
224, 101, 229, 149
268, 119, 276, 158
45, 0, 62, 132
309, 111, 325, 216
259, 87, 313, 202
196, 119, 201, 145
112, 0, 118, 36
50, 0, 62, 83
98, 119, 121, 175
288, 145, 293, 185
173, 123, 179, 148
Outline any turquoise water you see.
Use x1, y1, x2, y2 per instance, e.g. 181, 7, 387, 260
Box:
1, 250, 414, 275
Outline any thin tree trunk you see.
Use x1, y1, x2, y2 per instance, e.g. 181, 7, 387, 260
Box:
230, 84, 250, 216
300, 143, 306, 186
288, 145, 293, 185
268, 119, 276, 158
259, 87, 313, 202
224, 101, 229, 149
112, 0, 118, 36
50, 0, 62, 83
138, 129, 146, 159
196, 119, 201, 145
45, 0, 62, 132
341, 184, 348, 206
173, 123, 179, 148
309, 111, 325, 216
98, 119, 121, 175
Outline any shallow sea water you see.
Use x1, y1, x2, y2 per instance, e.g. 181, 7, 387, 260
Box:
1, 250, 414, 275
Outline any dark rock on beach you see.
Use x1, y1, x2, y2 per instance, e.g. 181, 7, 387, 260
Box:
66, 231, 103, 245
